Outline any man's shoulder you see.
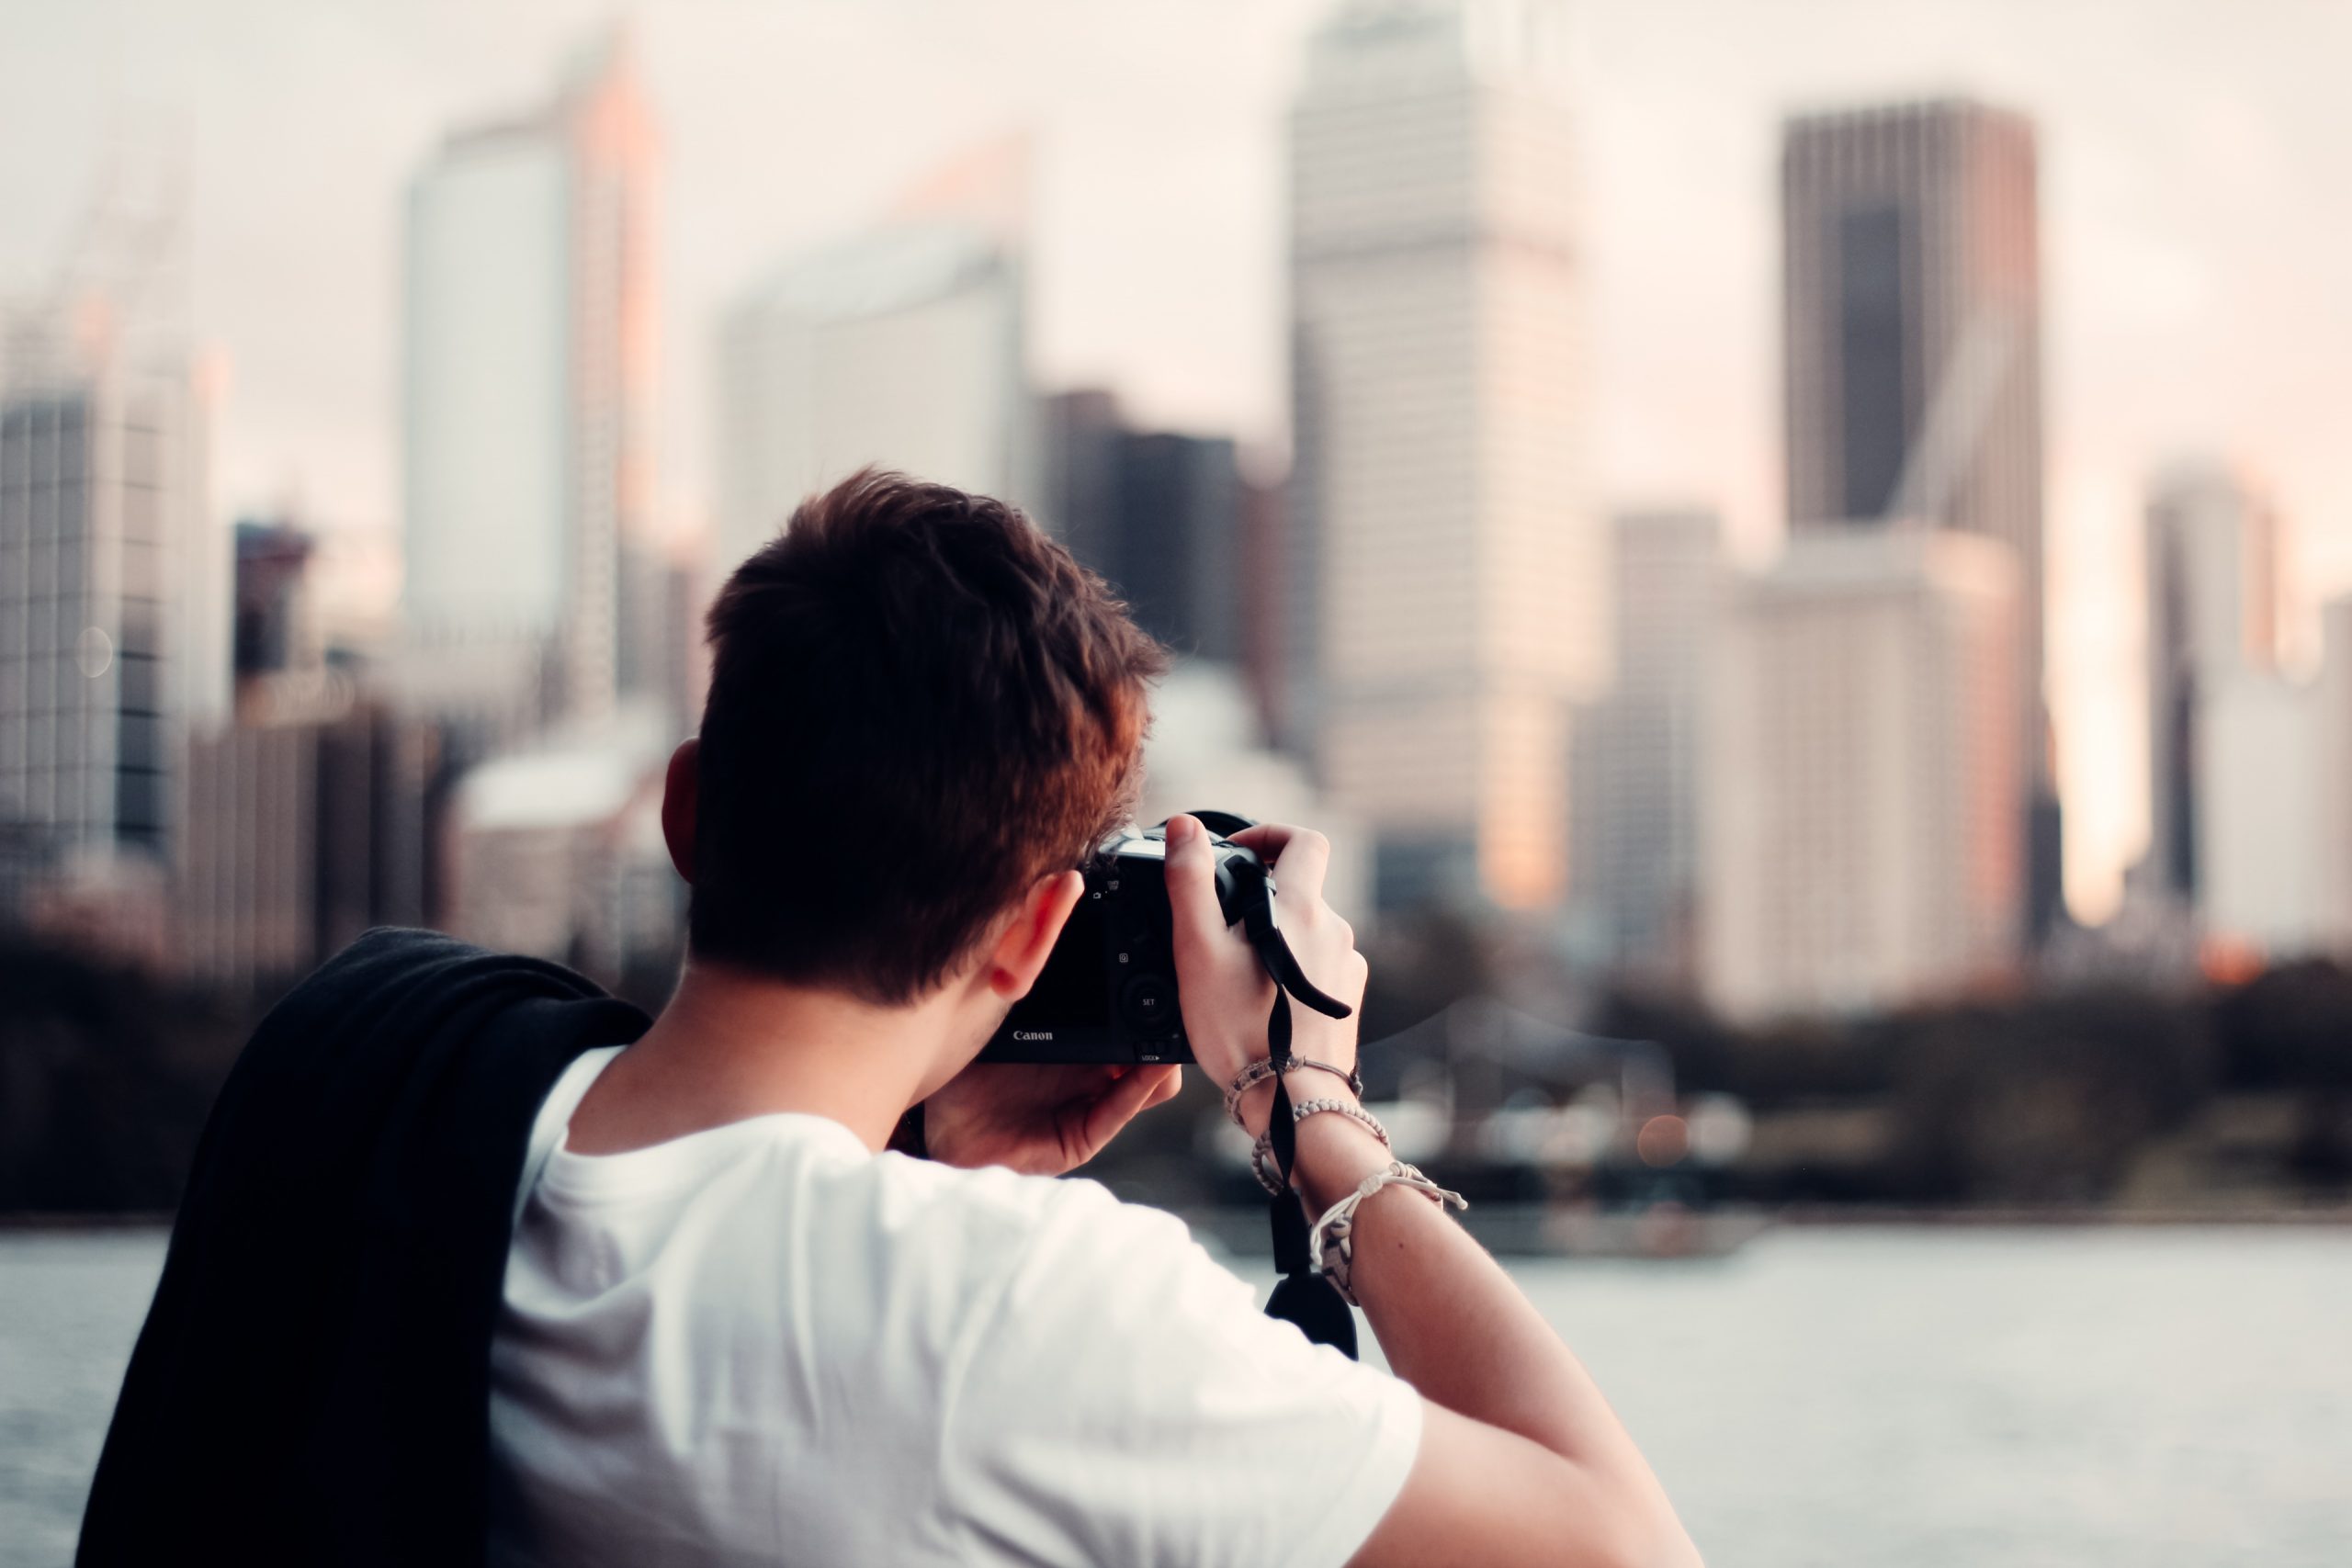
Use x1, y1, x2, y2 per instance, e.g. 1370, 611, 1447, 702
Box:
857, 1154, 1201, 1295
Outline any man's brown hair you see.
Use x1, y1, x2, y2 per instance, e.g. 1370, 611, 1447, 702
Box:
690, 469, 1168, 1004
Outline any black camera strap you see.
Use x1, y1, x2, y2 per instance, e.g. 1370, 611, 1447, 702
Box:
1181, 812, 1360, 1356
1257, 985, 1359, 1359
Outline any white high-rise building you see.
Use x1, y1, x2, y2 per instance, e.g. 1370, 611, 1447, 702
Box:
401, 34, 659, 728
1702, 529, 2020, 1021
1289, 0, 1599, 913
2196, 668, 2324, 959
716, 221, 1026, 572
1569, 509, 1721, 977
2140, 462, 2280, 906
0, 334, 217, 904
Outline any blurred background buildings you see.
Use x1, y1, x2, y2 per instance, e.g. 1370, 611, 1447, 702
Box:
1567, 507, 1720, 988
718, 216, 1029, 576
3, 0, 2352, 1212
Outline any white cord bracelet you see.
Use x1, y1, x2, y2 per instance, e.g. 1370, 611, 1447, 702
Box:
1307, 1161, 1468, 1305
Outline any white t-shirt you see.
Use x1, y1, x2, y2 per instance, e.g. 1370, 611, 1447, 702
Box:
488, 1046, 1422, 1567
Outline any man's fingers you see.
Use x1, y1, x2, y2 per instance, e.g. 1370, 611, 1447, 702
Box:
1115, 1063, 1177, 1114
1078, 1063, 1180, 1152
1228, 823, 1332, 906
1161, 815, 1231, 963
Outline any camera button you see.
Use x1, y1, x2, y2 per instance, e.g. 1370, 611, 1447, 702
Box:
1120, 975, 1178, 1039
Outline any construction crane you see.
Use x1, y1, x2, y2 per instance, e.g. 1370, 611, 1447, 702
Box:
1, 109, 190, 391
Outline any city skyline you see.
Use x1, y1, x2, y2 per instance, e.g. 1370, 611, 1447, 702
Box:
4, 0, 2350, 921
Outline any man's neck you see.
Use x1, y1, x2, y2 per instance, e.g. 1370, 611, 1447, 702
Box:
565, 958, 966, 1156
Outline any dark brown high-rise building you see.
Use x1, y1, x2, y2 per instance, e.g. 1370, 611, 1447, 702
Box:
1781, 97, 2059, 939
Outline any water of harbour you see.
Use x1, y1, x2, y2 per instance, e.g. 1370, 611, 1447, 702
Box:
3, 1225, 2346, 1566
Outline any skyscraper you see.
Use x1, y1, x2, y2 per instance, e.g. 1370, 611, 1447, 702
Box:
1781, 97, 2053, 935
2141, 462, 2279, 903
1043, 390, 1242, 665
401, 32, 659, 728
1702, 529, 2021, 1021
232, 519, 319, 682
716, 220, 1027, 572
2195, 666, 2323, 959
1290, 0, 1598, 913
1570, 509, 1721, 979
0, 344, 215, 907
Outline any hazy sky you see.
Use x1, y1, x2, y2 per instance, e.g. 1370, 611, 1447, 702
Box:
4, 0, 2349, 920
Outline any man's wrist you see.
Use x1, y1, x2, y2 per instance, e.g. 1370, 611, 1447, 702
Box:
1290, 1107, 1394, 1212
1229, 1058, 1363, 1138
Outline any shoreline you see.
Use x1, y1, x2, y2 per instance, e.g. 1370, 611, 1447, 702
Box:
6, 1202, 2352, 1236
1774, 1202, 2352, 1227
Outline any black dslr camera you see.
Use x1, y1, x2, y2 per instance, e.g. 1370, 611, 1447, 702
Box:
978, 810, 1350, 1066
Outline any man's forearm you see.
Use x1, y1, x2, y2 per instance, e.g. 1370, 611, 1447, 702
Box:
1293, 1116, 1697, 1556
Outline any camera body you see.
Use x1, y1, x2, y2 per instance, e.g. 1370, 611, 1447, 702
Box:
978, 817, 1269, 1066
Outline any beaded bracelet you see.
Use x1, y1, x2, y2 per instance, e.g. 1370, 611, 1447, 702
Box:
1222, 1056, 1365, 1126
1249, 1098, 1391, 1196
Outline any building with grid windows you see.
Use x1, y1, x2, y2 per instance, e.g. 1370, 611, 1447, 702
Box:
1702, 529, 2020, 1021
1289, 0, 1600, 913
0, 355, 214, 915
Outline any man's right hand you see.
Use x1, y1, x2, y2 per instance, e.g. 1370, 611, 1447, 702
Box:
1170, 816, 1702, 1568
1162, 815, 1369, 1138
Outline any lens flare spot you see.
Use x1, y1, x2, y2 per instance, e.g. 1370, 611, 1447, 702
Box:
1636, 1114, 1689, 1168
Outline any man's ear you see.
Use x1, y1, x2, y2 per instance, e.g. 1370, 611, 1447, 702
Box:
661, 739, 699, 883
987, 870, 1085, 1000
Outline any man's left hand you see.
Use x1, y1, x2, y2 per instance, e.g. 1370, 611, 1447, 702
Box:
915, 1063, 1182, 1176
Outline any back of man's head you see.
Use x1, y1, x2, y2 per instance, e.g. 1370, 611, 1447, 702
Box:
691, 468, 1168, 1005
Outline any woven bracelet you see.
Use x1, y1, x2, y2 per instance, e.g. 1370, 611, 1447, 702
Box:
1309, 1162, 1468, 1305
1223, 1056, 1365, 1126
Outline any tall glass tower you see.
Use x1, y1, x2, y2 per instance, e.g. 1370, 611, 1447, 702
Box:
401, 32, 660, 728
1781, 97, 2056, 937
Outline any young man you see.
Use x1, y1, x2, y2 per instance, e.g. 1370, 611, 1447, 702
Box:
85, 471, 1701, 1568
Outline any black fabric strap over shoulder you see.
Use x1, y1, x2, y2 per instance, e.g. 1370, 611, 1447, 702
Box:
1258, 988, 1358, 1358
